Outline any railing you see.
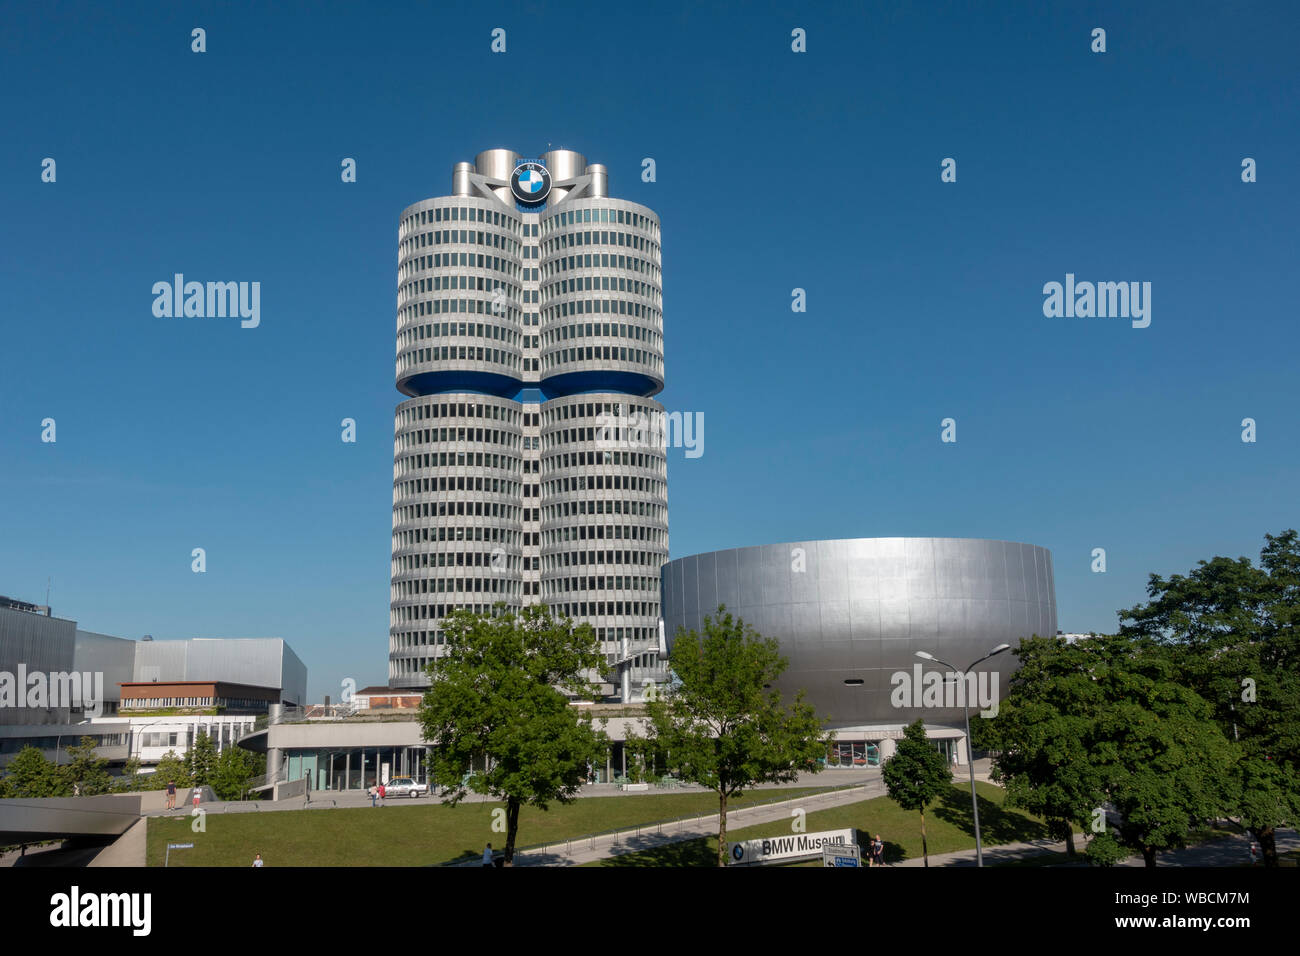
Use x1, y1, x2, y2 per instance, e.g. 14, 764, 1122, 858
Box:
245, 768, 286, 792
251, 702, 361, 733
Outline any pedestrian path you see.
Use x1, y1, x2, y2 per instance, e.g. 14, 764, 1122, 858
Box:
477, 779, 889, 867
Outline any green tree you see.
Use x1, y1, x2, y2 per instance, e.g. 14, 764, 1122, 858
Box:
1118, 530, 1300, 865
187, 731, 217, 786
978, 635, 1108, 857
985, 633, 1238, 866
211, 746, 264, 801
1, 746, 69, 798
882, 719, 952, 866
64, 736, 112, 796
116, 756, 143, 792
152, 750, 191, 790
1085, 638, 1238, 867
636, 607, 830, 867
419, 604, 610, 864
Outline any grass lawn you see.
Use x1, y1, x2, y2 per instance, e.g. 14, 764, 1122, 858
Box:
586, 781, 1047, 867
145, 787, 833, 866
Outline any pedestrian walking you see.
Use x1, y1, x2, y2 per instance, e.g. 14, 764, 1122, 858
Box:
872, 834, 884, 867
252, 853, 264, 868
192, 786, 202, 809
369, 784, 378, 807
482, 843, 494, 868
377, 782, 386, 807
166, 779, 176, 811
1249, 841, 1260, 866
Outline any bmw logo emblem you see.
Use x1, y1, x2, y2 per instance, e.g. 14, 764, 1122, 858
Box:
510, 161, 551, 205
731, 844, 744, 861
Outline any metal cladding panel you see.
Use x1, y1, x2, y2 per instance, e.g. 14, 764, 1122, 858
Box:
661, 538, 1058, 728
132, 639, 305, 703
72, 631, 136, 704
0, 608, 77, 725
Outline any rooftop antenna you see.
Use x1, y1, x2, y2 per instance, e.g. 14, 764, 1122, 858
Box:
45, 577, 51, 613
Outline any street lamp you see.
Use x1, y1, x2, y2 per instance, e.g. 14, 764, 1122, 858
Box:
915, 643, 1011, 867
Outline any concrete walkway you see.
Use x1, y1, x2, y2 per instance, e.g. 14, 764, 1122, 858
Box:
477, 779, 890, 867
140, 769, 883, 817
89, 817, 147, 867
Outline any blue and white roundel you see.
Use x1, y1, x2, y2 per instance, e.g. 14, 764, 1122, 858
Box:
510, 161, 551, 204
518, 169, 544, 193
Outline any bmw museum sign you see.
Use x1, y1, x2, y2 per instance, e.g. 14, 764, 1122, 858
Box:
729, 829, 858, 866
510, 159, 551, 205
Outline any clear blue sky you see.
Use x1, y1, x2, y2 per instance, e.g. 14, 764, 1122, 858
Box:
2, 1, 1297, 701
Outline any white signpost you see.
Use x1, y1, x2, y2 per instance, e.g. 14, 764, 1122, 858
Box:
728, 828, 857, 866
164, 842, 194, 867
822, 844, 862, 867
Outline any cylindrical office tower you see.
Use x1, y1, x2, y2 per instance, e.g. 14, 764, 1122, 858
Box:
390, 149, 667, 699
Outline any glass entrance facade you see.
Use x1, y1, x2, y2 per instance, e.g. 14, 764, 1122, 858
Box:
825, 740, 881, 768
284, 747, 431, 790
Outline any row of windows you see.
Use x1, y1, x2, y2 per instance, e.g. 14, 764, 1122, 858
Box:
395, 399, 659, 431
542, 205, 657, 238
393, 474, 522, 495
545, 498, 665, 521
399, 345, 521, 373
399, 251, 525, 284
542, 575, 659, 595
548, 294, 660, 325
397, 260, 520, 297
397, 443, 523, 475
546, 449, 665, 475
392, 578, 522, 617
393, 553, 541, 575
395, 457, 521, 489
400, 227, 521, 261
398, 320, 521, 354
399, 295, 527, 328
393, 551, 537, 578
395, 426, 669, 459
392, 623, 658, 653
544, 524, 667, 546
401, 203, 522, 238
544, 346, 662, 375
393, 597, 660, 630
546, 272, 659, 305
543, 549, 666, 572
394, 525, 519, 548
547, 474, 664, 496
401, 249, 661, 300
543, 251, 660, 289
394, 501, 528, 526
0, 733, 128, 754
544, 228, 659, 263
399, 400, 521, 426
546, 320, 661, 351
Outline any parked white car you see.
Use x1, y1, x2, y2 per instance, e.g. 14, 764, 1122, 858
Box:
384, 777, 429, 798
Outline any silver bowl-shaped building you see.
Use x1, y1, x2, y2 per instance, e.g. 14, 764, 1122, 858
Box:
660, 538, 1056, 762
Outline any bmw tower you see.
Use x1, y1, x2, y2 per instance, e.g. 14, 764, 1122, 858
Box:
389, 149, 667, 700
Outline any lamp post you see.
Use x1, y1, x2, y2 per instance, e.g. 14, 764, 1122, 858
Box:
915, 644, 1011, 867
